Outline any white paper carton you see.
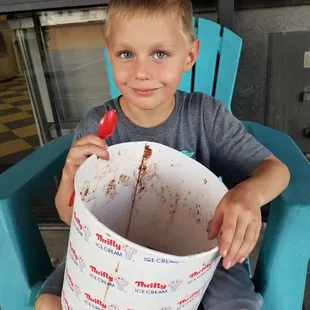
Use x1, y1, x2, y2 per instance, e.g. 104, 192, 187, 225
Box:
62, 142, 228, 310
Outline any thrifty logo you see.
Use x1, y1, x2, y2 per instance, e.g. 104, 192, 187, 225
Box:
177, 289, 201, 308
189, 262, 213, 283
96, 233, 121, 251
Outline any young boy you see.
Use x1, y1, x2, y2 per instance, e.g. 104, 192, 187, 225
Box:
35, 0, 290, 309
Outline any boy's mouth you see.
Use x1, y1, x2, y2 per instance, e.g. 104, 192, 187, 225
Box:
131, 87, 160, 96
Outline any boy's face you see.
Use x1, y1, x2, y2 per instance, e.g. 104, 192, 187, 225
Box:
107, 13, 199, 111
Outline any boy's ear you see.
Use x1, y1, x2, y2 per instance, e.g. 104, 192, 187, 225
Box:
183, 39, 200, 72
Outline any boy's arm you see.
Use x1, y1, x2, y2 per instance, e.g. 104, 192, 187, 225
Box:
202, 98, 290, 269
55, 134, 109, 225
208, 154, 290, 269
238, 154, 290, 206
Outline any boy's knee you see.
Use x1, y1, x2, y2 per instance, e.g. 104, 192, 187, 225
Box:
35, 294, 62, 310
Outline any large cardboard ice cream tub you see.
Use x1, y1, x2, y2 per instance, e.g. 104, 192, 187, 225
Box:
62, 142, 228, 310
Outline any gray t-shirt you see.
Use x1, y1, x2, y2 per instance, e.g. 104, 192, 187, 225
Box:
73, 91, 271, 188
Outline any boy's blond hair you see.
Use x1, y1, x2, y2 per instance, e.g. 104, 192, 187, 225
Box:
105, 0, 195, 45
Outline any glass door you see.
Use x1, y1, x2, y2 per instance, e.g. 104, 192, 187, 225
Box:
9, 7, 111, 141
3, 7, 112, 223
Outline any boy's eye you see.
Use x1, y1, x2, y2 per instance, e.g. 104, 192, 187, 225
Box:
154, 51, 167, 59
120, 52, 132, 59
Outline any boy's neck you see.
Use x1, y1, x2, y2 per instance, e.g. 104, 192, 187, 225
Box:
119, 96, 175, 128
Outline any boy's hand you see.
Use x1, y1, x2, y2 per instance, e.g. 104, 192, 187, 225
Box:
63, 134, 110, 181
208, 186, 262, 270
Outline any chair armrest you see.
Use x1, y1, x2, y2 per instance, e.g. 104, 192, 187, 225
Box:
0, 133, 73, 200
0, 134, 72, 309
243, 121, 310, 310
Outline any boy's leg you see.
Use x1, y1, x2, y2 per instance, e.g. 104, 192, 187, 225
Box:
200, 260, 263, 310
35, 257, 65, 310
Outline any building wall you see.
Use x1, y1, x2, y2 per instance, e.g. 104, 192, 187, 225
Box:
197, 5, 310, 123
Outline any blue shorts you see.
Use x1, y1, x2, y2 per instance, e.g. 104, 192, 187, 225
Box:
40, 258, 262, 310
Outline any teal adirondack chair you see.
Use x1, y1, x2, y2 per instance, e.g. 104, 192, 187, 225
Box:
0, 18, 309, 310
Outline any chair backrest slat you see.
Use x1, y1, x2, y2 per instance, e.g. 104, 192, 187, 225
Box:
214, 28, 242, 112
194, 18, 221, 96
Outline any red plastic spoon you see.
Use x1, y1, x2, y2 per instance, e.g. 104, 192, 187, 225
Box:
68, 110, 117, 207
98, 109, 117, 140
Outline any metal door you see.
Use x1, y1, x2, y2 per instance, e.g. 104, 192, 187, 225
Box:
265, 30, 310, 155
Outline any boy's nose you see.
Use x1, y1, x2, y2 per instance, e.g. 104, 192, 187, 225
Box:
134, 60, 150, 80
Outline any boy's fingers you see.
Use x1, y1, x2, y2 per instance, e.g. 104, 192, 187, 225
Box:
246, 241, 258, 261
72, 157, 89, 166
219, 209, 238, 259
99, 152, 110, 160
238, 214, 261, 263
241, 226, 261, 263
75, 134, 97, 145
234, 224, 257, 264
208, 208, 223, 240
66, 146, 110, 169
75, 134, 108, 150
71, 144, 109, 159
223, 216, 248, 269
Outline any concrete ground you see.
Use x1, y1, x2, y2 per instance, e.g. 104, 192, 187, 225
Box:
41, 228, 310, 309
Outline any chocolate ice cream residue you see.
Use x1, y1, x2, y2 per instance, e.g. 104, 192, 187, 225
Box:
118, 174, 130, 187
106, 179, 117, 200
143, 144, 153, 161
126, 143, 153, 238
